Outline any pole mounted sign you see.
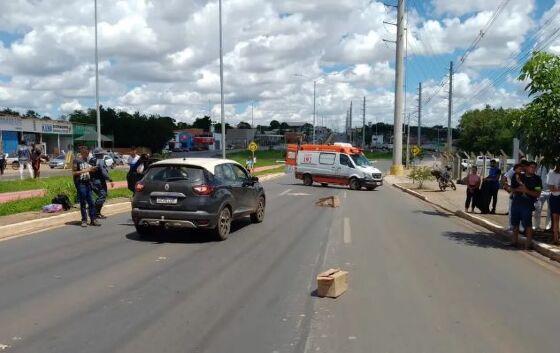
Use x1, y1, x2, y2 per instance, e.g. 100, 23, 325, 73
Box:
411, 145, 422, 157
248, 141, 258, 153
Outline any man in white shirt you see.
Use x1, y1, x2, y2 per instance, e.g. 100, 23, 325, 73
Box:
547, 164, 560, 245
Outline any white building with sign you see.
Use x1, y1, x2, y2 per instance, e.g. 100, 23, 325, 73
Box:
0, 113, 73, 156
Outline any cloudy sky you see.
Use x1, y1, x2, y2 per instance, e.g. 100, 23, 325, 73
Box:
0, 0, 559, 131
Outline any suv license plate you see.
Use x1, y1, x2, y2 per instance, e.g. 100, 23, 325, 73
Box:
156, 197, 177, 205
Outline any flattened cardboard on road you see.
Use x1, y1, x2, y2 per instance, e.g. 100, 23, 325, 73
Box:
317, 268, 348, 298
315, 196, 340, 208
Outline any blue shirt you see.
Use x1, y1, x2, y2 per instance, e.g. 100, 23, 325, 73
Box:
487, 166, 501, 188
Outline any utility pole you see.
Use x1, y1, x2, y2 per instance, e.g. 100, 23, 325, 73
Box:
94, 0, 101, 148
417, 82, 422, 147
405, 113, 411, 168
362, 96, 366, 148
219, 0, 226, 158
447, 61, 453, 152
349, 101, 353, 145
251, 102, 254, 128
312, 80, 316, 144
391, 0, 405, 175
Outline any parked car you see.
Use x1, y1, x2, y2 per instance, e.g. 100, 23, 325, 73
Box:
49, 155, 66, 169
131, 158, 266, 240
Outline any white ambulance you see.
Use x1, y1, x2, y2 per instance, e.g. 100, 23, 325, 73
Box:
285, 143, 383, 190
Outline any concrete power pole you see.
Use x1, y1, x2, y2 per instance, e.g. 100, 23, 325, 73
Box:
447, 61, 453, 152
417, 82, 422, 147
405, 113, 411, 168
219, 0, 226, 159
362, 96, 366, 148
349, 101, 353, 145
391, 0, 406, 175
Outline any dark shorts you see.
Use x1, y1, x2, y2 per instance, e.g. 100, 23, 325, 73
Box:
550, 195, 560, 215
510, 202, 532, 229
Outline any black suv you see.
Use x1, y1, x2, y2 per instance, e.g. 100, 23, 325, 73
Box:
131, 158, 266, 240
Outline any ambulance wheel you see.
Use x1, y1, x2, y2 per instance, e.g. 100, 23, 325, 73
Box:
303, 174, 313, 186
349, 178, 360, 190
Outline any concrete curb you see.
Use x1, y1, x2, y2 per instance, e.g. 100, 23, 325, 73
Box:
0, 202, 131, 241
393, 183, 560, 263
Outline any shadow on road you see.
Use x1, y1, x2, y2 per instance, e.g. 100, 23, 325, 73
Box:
414, 210, 452, 218
125, 218, 252, 244
442, 231, 514, 250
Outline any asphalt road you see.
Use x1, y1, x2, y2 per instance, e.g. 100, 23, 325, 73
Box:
1, 163, 560, 353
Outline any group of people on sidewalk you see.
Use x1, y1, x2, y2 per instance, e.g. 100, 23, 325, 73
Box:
464, 159, 560, 249
464, 160, 502, 214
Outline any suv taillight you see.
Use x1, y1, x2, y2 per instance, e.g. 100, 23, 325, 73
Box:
135, 182, 145, 193
192, 184, 214, 196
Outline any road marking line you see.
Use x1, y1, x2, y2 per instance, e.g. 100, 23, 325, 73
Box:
343, 217, 351, 244
343, 191, 347, 199
278, 189, 292, 196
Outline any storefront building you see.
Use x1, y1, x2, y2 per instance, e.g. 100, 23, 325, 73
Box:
0, 113, 73, 156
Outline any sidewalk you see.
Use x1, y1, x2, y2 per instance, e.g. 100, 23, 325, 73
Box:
385, 174, 560, 262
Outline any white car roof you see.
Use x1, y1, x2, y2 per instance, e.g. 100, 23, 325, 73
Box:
151, 158, 242, 173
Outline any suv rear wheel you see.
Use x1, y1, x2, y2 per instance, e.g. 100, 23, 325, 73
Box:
214, 207, 232, 241
250, 196, 265, 223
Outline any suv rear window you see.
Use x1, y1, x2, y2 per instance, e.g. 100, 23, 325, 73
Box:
144, 165, 204, 183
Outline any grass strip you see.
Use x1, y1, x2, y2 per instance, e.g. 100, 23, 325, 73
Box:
0, 169, 128, 194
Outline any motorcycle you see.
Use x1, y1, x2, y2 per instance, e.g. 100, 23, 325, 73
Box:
431, 166, 457, 191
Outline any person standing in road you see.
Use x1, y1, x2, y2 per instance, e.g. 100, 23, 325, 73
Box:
73, 146, 100, 227
17, 140, 33, 179
465, 166, 481, 213
486, 160, 501, 214
510, 161, 542, 249
89, 148, 114, 219
126, 147, 141, 193
547, 163, 560, 245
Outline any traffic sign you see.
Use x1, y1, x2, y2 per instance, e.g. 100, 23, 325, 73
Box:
411, 145, 421, 157
248, 141, 258, 152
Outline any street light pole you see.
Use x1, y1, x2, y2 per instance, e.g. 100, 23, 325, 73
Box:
219, 0, 226, 159
313, 80, 316, 144
94, 0, 101, 148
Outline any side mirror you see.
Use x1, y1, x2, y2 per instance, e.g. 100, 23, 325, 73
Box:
251, 176, 259, 182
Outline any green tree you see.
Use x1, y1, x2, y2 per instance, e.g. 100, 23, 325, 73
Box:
0, 108, 20, 116
192, 116, 212, 130
457, 105, 519, 155
237, 121, 252, 129
24, 110, 41, 119
516, 51, 560, 165
269, 120, 280, 129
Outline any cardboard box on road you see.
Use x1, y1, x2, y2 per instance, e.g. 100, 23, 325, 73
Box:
317, 268, 348, 298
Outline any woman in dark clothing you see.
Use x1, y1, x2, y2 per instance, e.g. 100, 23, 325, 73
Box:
31, 144, 43, 179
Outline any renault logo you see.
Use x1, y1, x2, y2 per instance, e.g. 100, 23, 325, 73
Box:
164, 183, 170, 191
